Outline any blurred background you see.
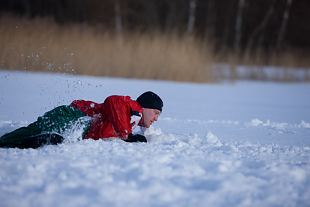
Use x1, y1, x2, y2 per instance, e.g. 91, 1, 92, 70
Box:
0, 0, 310, 82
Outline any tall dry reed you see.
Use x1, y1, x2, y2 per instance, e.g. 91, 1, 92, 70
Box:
1, 15, 309, 82
0, 15, 213, 82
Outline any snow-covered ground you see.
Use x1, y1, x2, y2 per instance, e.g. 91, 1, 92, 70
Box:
0, 70, 309, 207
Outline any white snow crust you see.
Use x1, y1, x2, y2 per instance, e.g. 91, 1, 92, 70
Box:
0, 70, 309, 207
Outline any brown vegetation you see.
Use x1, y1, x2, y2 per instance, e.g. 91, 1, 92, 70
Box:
0, 15, 213, 82
0, 15, 309, 82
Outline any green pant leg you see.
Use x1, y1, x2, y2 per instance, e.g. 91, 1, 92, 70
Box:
33, 105, 87, 133
0, 125, 42, 147
0, 105, 87, 148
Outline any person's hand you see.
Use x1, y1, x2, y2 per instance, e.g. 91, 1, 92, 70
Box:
124, 134, 147, 143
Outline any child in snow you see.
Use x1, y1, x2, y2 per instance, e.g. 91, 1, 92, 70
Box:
0, 91, 163, 149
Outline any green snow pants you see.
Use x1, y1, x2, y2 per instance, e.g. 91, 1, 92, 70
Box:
0, 105, 90, 149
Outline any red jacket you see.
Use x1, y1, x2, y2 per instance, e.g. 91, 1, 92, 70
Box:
70, 95, 143, 139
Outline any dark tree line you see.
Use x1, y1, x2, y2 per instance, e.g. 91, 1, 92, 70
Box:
1, 0, 309, 54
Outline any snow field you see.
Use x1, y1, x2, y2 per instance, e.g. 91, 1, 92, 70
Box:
0, 70, 310, 206
1, 128, 309, 207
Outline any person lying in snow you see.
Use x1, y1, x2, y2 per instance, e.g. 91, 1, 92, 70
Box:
0, 91, 163, 149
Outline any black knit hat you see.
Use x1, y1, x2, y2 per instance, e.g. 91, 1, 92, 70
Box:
136, 91, 163, 112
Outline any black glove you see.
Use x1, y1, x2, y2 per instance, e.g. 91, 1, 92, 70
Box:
124, 134, 147, 143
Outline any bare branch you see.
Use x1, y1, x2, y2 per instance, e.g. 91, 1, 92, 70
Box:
234, 0, 246, 52
277, 0, 293, 49
114, 0, 123, 35
187, 0, 197, 34
246, 0, 276, 52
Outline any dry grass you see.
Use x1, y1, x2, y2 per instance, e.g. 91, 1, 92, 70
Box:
0, 15, 213, 82
0, 15, 309, 82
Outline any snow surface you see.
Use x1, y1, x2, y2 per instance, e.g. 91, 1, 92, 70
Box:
0, 70, 310, 207
212, 64, 310, 81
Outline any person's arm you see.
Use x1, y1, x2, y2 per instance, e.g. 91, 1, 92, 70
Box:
103, 96, 133, 139
70, 100, 104, 116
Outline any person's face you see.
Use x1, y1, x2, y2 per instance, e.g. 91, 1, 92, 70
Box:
141, 108, 161, 128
